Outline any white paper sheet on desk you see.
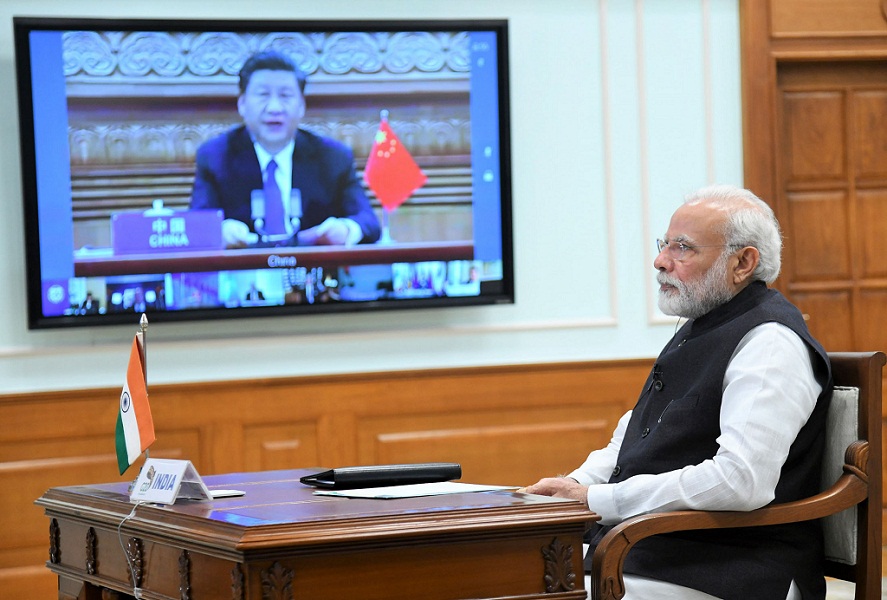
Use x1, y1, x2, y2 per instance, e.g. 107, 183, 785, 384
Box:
312, 482, 518, 499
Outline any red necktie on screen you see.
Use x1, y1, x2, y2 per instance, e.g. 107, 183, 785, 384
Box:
263, 159, 286, 235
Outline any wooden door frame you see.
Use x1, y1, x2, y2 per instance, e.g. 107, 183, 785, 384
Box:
741, 0, 887, 211
740, 1, 779, 213
741, 1, 887, 295
740, 0, 887, 538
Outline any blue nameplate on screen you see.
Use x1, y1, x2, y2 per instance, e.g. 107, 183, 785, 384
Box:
111, 209, 224, 255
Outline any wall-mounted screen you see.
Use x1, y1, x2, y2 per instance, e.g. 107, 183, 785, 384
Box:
13, 16, 513, 328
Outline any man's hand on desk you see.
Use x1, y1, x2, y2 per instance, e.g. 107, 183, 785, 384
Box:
220, 216, 362, 249
297, 217, 362, 246
222, 219, 259, 249
520, 477, 590, 507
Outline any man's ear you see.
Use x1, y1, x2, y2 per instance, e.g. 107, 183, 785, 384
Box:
732, 246, 760, 284
295, 92, 306, 119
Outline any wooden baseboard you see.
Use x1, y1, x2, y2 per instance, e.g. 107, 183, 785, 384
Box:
2, 358, 883, 594
0, 358, 651, 594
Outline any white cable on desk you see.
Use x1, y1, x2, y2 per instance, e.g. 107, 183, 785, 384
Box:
117, 501, 145, 599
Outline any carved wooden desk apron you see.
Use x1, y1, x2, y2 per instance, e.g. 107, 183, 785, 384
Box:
35, 469, 597, 600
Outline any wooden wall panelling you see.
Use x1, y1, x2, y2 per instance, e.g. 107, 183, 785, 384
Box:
790, 290, 856, 352
769, 0, 887, 37
360, 405, 626, 486
781, 90, 846, 182
784, 190, 851, 282
857, 290, 887, 351
740, 0, 780, 205
854, 90, 887, 179
741, 0, 887, 541
0, 359, 652, 597
775, 62, 887, 354
242, 421, 321, 471
856, 189, 887, 279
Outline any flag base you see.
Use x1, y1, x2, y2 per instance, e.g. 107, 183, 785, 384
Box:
378, 209, 395, 245
378, 227, 394, 245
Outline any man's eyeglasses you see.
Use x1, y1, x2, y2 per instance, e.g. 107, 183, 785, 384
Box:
655, 238, 733, 261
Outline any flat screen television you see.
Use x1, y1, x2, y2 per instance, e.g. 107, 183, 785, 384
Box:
13, 16, 513, 329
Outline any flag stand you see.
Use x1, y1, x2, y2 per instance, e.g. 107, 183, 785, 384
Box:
139, 313, 149, 461
124, 314, 150, 490
378, 208, 394, 245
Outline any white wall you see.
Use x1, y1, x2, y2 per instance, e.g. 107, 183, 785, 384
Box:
0, 0, 743, 393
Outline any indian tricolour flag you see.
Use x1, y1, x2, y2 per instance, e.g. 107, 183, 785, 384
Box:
115, 332, 155, 475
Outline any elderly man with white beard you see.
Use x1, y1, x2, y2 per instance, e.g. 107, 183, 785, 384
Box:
522, 185, 833, 600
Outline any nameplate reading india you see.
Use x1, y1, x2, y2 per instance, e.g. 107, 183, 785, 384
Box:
129, 458, 212, 504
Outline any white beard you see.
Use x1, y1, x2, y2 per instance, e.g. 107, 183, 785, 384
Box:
657, 253, 735, 319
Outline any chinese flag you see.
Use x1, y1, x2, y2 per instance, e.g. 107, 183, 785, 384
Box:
363, 118, 427, 211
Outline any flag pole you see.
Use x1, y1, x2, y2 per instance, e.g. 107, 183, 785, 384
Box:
139, 313, 148, 383
377, 109, 394, 245
139, 313, 149, 460
379, 209, 393, 245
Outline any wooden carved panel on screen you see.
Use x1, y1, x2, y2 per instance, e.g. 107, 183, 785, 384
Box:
776, 61, 887, 353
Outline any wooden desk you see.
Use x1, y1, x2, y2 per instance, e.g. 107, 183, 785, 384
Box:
35, 469, 597, 600
73, 241, 475, 277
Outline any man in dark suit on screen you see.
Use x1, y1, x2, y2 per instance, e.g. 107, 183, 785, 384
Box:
79, 292, 99, 315
190, 50, 380, 249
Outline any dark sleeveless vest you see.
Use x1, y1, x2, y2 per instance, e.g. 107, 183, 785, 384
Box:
585, 281, 832, 600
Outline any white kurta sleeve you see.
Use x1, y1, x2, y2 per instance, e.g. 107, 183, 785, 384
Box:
581, 322, 822, 525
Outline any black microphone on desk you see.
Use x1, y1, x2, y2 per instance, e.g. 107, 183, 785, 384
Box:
250, 189, 266, 234
251, 189, 299, 246
289, 188, 302, 235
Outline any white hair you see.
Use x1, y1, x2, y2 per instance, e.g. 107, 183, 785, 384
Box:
683, 184, 783, 283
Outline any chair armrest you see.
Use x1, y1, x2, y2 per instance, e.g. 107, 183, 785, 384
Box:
589, 441, 869, 600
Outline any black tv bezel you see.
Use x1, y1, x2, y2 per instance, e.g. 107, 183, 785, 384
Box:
13, 16, 514, 330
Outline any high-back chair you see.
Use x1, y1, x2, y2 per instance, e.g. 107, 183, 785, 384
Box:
590, 351, 885, 600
